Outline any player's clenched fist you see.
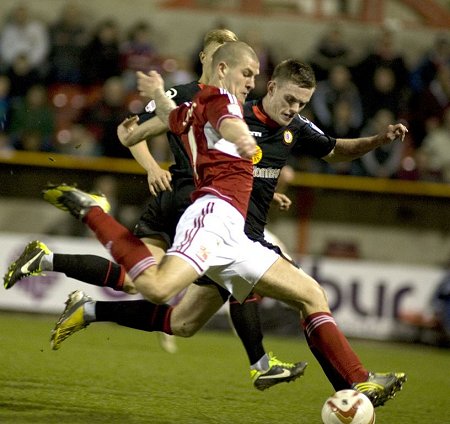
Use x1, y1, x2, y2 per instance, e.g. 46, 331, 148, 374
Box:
136, 70, 164, 99
235, 135, 257, 159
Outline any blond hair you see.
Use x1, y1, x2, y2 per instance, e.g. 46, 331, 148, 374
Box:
203, 28, 238, 49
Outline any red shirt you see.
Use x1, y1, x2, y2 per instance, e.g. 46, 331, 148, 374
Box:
169, 85, 253, 218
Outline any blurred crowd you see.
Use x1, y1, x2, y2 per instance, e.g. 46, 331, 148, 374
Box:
0, 2, 449, 183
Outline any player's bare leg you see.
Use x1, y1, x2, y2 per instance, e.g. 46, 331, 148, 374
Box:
169, 284, 306, 389
170, 284, 226, 336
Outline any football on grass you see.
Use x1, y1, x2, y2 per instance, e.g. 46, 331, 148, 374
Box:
321, 389, 375, 424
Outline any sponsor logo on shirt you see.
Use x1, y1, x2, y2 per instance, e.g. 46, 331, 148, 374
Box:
250, 131, 262, 137
253, 167, 281, 179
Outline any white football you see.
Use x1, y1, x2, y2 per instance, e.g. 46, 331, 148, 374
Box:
321, 389, 375, 424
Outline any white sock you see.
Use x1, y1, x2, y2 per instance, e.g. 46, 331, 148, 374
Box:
250, 353, 269, 372
83, 301, 96, 323
40, 253, 54, 271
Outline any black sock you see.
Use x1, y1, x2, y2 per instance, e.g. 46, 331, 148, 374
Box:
229, 294, 266, 365
95, 300, 173, 334
53, 254, 125, 290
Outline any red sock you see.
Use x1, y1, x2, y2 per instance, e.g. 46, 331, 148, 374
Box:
303, 312, 368, 389
84, 207, 156, 279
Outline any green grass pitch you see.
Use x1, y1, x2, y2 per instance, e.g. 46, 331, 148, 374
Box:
0, 312, 449, 423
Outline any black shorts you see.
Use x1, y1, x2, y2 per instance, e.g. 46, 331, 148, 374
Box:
133, 177, 194, 246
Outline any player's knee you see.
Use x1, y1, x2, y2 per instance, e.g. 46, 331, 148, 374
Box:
309, 281, 329, 310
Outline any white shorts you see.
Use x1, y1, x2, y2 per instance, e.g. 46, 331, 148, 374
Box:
166, 195, 279, 302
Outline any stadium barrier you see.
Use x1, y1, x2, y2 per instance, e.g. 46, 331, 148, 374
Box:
2, 150, 450, 198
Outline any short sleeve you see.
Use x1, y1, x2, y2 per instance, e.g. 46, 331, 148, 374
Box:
201, 88, 243, 130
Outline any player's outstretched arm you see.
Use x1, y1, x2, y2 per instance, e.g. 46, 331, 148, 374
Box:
117, 116, 172, 195
325, 123, 408, 162
118, 115, 168, 147
130, 142, 172, 196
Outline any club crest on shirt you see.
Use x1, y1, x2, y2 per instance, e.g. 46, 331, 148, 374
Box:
196, 245, 210, 262
252, 145, 262, 164
283, 130, 293, 144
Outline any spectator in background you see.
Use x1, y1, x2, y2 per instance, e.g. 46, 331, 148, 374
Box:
8, 84, 54, 152
353, 28, 409, 100
324, 99, 360, 140
310, 64, 363, 132
80, 19, 121, 86
359, 109, 404, 178
322, 99, 365, 176
78, 76, 131, 158
408, 33, 449, 148
0, 75, 12, 132
120, 21, 160, 91
48, 1, 88, 84
410, 33, 450, 95
4, 53, 44, 99
409, 63, 450, 148
0, 71, 13, 153
0, 3, 49, 76
416, 107, 450, 183
308, 25, 353, 81
362, 66, 403, 121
